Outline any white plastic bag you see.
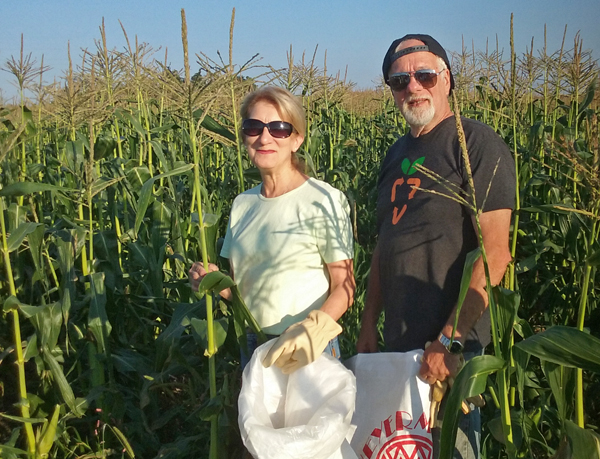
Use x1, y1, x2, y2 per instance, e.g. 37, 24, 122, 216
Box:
238, 339, 358, 459
345, 351, 433, 459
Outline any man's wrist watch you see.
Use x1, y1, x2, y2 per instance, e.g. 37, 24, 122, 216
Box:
438, 333, 464, 355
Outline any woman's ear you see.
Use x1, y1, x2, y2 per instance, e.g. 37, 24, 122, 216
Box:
292, 134, 304, 153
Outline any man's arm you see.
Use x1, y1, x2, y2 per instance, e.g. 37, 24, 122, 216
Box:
357, 242, 383, 353
419, 208, 513, 383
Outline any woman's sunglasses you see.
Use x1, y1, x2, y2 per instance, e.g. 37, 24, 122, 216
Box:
241, 119, 294, 139
388, 69, 444, 92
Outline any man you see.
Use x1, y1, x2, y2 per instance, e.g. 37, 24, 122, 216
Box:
357, 34, 515, 458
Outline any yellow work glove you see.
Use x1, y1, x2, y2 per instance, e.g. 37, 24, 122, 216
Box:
428, 354, 485, 428
430, 380, 448, 429
262, 310, 342, 374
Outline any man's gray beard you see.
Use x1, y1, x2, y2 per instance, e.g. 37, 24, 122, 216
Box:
401, 98, 435, 127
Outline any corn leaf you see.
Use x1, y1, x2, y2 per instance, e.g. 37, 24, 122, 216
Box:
0, 444, 29, 455
115, 108, 146, 137
199, 271, 267, 350
127, 165, 152, 192
495, 287, 521, 361
578, 79, 597, 116
150, 123, 176, 134
6, 222, 43, 253
90, 175, 126, 198
198, 395, 223, 421
94, 134, 117, 160
0, 182, 71, 197
7, 202, 27, 233
2, 295, 20, 312
134, 164, 193, 238
150, 139, 170, 172
88, 272, 112, 354
37, 404, 60, 455
193, 108, 236, 142
440, 355, 505, 459
153, 200, 172, 240
587, 248, 600, 266
26, 223, 46, 283
451, 247, 481, 339
487, 408, 547, 451
515, 325, 600, 373
0, 413, 46, 423
42, 346, 83, 417
564, 420, 600, 459
65, 139, 85, 175
521, 204, 597, 218
155, 301, 204, 371
190, 317, 228, 356
26, 302, 62, 351
543, 362, 576, 421
108, 425, 136, 458
512, 345, 531, 412
198, 270, 236, 296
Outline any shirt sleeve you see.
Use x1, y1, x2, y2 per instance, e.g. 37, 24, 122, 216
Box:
219, 220, 232, 259
315, 188, 354, 263
464, 120, 516, 213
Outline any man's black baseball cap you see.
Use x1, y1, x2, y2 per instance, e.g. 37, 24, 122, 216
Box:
382, 34, 455, 93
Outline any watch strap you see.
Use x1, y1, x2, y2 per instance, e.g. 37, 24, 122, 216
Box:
438, 333, 463, 354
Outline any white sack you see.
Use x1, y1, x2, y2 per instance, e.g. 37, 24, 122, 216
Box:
345, 351, 433, 459
239, 339, 358, 459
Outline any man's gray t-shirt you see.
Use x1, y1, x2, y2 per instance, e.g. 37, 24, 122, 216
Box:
376, 116, 516, 352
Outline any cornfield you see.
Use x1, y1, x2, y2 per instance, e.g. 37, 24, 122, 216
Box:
1, 10, 599, 459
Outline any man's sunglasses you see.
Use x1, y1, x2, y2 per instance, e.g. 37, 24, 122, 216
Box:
241, 119, 294, 139
388, 69, 444, 92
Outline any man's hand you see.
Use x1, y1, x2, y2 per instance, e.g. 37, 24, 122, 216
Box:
357, 243, 382, 354
418, 339, 461, 384
188, 262, 219, 292
423, 340, 463, 427
356, 322, 379, 353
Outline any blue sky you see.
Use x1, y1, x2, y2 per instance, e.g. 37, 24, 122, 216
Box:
1, 0, 598, 101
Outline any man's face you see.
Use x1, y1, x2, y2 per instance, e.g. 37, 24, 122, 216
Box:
388, 39, 451, 134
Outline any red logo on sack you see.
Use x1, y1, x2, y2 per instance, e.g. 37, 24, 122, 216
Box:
361, 411, 432, 459
376, 435, 432, 459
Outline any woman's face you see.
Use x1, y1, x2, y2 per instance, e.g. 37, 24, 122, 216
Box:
243, 100, 304, 174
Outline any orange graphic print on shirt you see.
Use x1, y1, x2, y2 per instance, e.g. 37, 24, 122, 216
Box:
390, 157, 424, 225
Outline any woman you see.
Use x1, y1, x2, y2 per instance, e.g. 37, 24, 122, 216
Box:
189, 86, 354, 373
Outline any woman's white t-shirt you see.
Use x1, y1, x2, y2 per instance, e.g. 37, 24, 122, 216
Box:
221, 178, 354, 335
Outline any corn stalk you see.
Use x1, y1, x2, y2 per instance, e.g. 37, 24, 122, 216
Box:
0, 196, 36, 454
454, 90, 515, 455
181, 9, 218, 459
228, 8, 245, 194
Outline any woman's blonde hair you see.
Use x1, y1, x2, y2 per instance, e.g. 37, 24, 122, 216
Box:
240, 86, 307, 172
240, 86, 306, 138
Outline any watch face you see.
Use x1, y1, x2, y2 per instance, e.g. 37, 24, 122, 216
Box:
449, 341, 463, 354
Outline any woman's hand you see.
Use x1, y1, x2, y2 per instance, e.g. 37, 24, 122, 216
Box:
188, 262, 219, 292
189, 262, 233, 301
262, 310, 342, 374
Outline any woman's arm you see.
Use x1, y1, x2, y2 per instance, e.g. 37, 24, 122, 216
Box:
262, 258, 354, 373
319, 258, 355, 321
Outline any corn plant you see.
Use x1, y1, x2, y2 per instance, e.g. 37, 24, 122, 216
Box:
1, 12, 599, 459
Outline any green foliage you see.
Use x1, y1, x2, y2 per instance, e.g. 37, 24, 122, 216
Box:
0, 14, 599, 459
